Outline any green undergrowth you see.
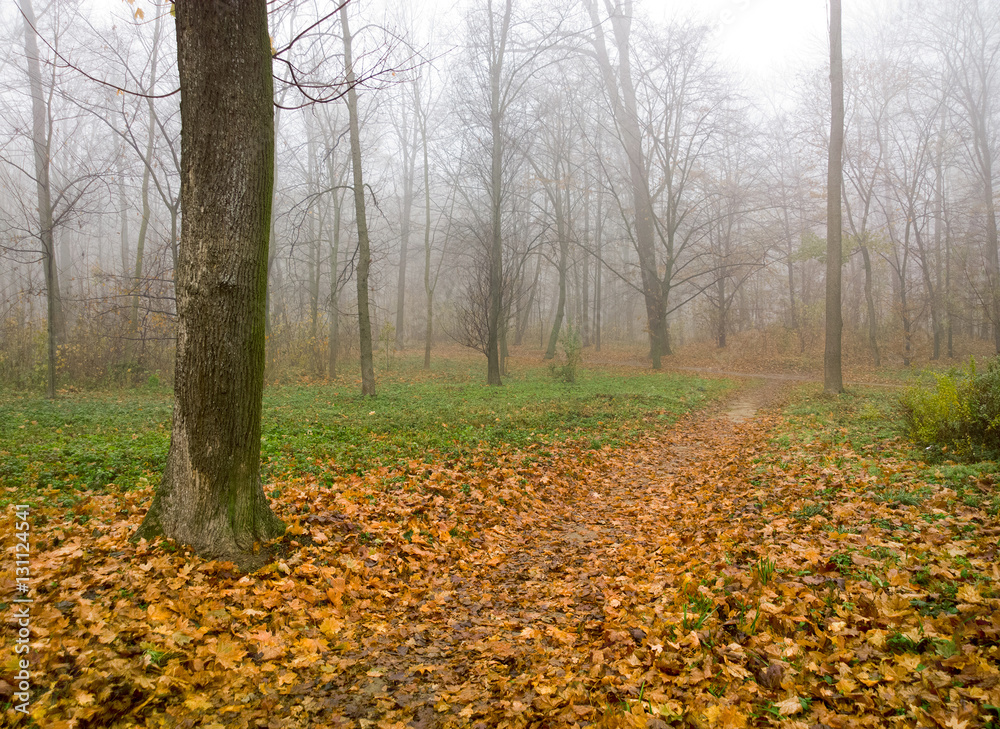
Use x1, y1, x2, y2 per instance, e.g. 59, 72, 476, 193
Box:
902, 356, 1000, 461
769, 382, 999, 518
0, 354, 730, 509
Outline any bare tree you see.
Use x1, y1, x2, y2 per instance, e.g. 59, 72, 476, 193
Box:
824, 0, 844, 394
583, 0, 665, 367
18, 0, 62, 398
341, 2, 376, 396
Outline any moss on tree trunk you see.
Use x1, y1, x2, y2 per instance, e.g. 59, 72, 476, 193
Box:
133, 0, 285, 565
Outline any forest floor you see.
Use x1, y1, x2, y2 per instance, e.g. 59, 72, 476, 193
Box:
2, 366, 1000, 728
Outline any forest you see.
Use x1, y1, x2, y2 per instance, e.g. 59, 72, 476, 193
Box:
2, 0, 1000, 386
2, 0, 1000, 727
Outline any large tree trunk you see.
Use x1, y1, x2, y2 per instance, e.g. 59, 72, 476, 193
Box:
824, 0, 844, 394
341, 5, 376, 396
133, 0, 285, 563
20, 0, 62, 399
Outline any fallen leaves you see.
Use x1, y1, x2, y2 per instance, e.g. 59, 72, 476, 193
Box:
1, 382, 999, 728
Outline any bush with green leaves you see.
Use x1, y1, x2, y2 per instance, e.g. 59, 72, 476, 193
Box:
902, 357, 1000, 458
549, 326, 582, 383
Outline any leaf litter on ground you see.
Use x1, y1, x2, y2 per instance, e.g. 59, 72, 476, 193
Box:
1, 381, 999, 728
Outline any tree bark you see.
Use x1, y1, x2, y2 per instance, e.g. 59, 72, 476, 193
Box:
20, 0, 62, 399
133, 0, 285, 563
341, 5, 376, 396
824, 0, 844, 394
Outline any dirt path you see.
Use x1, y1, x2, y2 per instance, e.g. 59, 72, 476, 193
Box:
277, 382, 788, 728
29, 377, 997, 728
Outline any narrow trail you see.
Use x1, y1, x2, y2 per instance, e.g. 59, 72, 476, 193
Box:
291, 382, 790, 728
27, 378, 998, 728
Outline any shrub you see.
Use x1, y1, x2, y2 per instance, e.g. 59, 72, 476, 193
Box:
549, 326, 582, 384
902, 357, 1000, 458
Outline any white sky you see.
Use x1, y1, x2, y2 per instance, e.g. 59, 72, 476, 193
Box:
646, 0, 831, 89
95, 0, 852, 100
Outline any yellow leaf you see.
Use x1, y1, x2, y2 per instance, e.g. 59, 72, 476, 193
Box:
546, 625, 576, 645
719, 705, 747, 729
184, 695, 213, 711
957, 584, 982, 604
835, 676, 858, 694
212, 638, 246, 670
775, 696, 803, 716
319, 617, 342, 639
135, 7, 144, 20
147, 603, 173, 623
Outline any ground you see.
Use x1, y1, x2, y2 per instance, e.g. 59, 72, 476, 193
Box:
2, 363, 999, 728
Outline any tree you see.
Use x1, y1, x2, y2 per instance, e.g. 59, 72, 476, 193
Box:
391, 81, 420, 351
842, 53, 897, 367
824, 0, 845, 394
583, 0, 665, 367
133, 0, 285, 563
341, 2, 376, 396
932, 0, 1000, 353
484, 0, 515, 385
457, 0, 557, 384
18, 0, 62, 399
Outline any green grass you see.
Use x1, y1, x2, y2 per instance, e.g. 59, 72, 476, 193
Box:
776, 382, 999, 516
0, 355, 730, 507
782, 385, 908, 451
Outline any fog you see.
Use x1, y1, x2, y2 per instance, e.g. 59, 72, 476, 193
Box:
2, 0, 997, 388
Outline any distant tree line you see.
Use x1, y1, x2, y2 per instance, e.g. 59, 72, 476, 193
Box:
2, 0, 1000, 393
